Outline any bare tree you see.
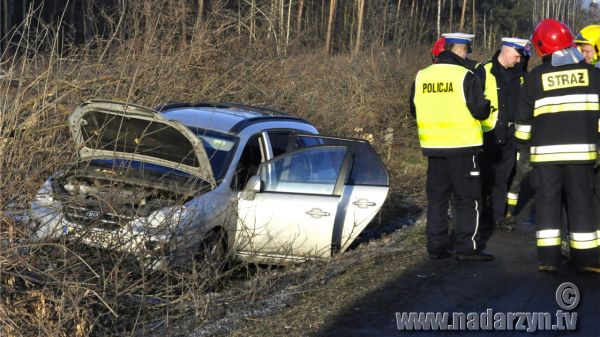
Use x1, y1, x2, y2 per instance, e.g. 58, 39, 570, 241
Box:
325, 0, 337, 54
354, 0, 365, 55
296, 0, 304, 33
449, 0, 453, 31
436, 0, 441, 37
196, 0, 204, 29
459, 0, 467, 30
471, 0, 475, 34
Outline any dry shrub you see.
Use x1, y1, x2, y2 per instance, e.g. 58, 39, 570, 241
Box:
0, 3, 427, 336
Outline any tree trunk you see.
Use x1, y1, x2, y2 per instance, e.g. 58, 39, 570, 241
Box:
325, 0, 337, 54
436, 0, 441, 37
196, 0, 204, 29
354, 0, 365, 55
471, 0, 475, 34
449, 0, 453, 31
409, 0, 416, 35
250, 0, 256, 42
296, 0, 304, 33
285, 0, 292, 53
459, 0, 467, 30
381, 0, 388, 46
144, 0, 152, 37
395, 0, 402, 44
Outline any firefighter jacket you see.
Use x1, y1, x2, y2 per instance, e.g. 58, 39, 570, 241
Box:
515, 59, 600, 165
410, 51, 491, 156
476, 50, 527, 145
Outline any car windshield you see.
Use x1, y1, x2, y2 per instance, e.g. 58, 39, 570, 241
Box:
190, 127, 237, 181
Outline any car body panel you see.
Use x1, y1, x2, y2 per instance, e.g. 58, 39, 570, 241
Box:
29, 100, 389, 268
337, 185, 389, 253
69, 100, 216, 186
236, 193, 339, 259
234, 142, 389, 263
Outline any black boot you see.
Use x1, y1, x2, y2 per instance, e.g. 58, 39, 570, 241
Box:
455, 250, 494, 262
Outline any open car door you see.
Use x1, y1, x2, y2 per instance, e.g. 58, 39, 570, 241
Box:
235, 135, 389, 262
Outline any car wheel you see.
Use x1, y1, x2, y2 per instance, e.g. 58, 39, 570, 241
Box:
196, 229, 230, 279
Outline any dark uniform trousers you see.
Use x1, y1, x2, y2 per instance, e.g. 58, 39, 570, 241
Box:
506, 147, 531, 215
533, 164, 598, 267
594, 166, 600, 262
481, 137, 517, 224
426, 154, 482, 254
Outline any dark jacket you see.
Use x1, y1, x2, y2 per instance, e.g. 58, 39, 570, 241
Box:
410, 50, 491, 156
476, 50, 527, 145
515, 58, 600, 165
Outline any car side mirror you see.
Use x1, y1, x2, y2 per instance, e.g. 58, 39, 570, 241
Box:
243, 175, 262, 200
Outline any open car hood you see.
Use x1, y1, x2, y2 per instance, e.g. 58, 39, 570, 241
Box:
68, 100, 216, 187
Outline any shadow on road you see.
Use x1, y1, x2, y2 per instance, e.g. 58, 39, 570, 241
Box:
314, 223, 599, 337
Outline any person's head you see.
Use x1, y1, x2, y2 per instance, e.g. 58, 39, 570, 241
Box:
498, 45, 522, 68
577, 43, 596, 64
574, 25, 600, 64
447, 43, 469, 59
531, 19, 573, 57
441, 33, 475, 59
498, 37, 531, 68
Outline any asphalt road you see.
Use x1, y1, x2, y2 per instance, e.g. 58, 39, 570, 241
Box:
315, 222, 600, 337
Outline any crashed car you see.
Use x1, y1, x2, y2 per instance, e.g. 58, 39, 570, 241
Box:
29, 100, 389, 267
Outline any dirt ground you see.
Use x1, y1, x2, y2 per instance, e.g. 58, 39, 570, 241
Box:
225, 215, 600, 337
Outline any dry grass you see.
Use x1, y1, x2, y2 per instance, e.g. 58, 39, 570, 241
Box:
0, 4, 429, 336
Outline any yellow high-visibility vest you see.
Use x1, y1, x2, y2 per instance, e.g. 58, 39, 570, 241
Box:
414, 64, 483, 149
480, 62, 499, 132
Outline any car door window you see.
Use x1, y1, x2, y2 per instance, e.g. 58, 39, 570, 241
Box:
267, 131, 294, 157
259, 146, 347, 195
232, 134, 265, 191
346, 142, 388, 186
292, 134, 389, 186
267, 131, 322, 157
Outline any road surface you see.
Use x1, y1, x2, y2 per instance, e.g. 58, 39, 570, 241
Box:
314, 222, 599, 337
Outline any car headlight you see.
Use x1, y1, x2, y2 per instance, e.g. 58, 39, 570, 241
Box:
146, 206, 188, 229
34, 179, 55, 206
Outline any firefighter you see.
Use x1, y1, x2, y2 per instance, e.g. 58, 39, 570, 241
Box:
574, 25, 600, 65
477, 38, 530, 235
410, 33, 492, 261
516, 19, 600, 273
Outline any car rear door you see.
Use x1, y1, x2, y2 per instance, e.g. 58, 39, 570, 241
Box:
235, 135, 389, 261
292, 134, 390, 253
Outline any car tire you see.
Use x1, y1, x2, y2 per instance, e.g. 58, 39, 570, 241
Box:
196, 229, 230, 281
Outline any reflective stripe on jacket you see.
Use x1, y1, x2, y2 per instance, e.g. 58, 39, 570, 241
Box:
515, 61, 600, 165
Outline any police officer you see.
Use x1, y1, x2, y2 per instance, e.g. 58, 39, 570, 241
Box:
506, 44, 533, 222
476, 38, 530, 234
410, 33, 492, 261
516, 19, 600, 273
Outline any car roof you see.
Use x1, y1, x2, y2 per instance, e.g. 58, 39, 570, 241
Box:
157, 102, 313, 134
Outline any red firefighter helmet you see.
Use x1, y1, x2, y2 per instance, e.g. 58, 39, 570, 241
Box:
531, 19, 574, 57
431, 37, 446, 59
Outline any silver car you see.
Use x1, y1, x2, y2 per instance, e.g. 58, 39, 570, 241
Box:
29, 100, 389, 267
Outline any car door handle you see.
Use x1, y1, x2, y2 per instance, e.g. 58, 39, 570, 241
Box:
353, 199, 377, 209
305, 208, 330, 218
